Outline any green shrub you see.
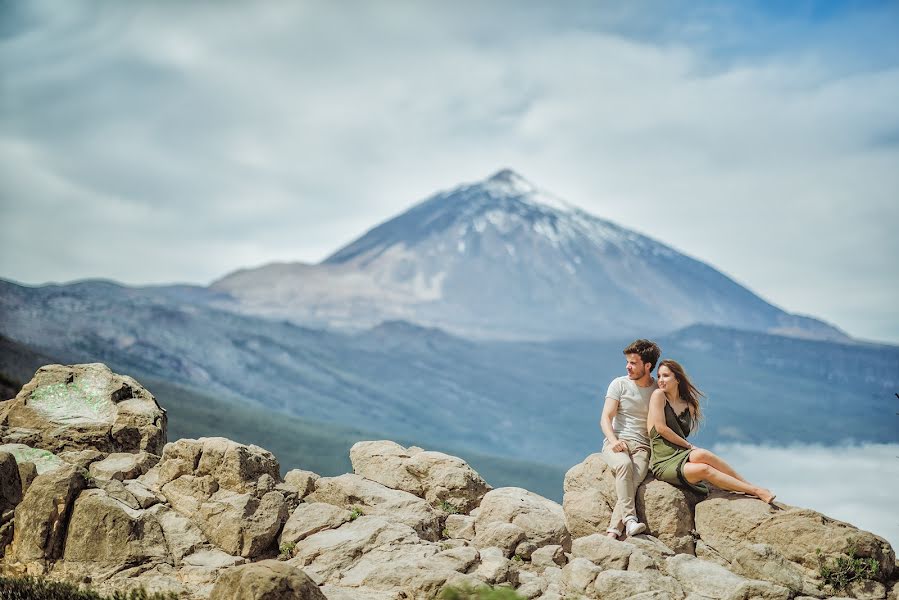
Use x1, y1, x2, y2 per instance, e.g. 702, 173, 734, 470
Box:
279, 540, 296, 559
816, 546, 880, 592
439, 500, 461, 514
0, 576, 178, 600
439, 583, 525, 600
349, 506, 364, 521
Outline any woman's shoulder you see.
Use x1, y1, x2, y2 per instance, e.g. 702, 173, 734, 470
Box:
649, 388, 667, 402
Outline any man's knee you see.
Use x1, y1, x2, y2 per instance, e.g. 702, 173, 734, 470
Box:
612, 460, 635, 476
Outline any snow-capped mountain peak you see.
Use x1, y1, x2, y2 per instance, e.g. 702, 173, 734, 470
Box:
480, 168, 575, 214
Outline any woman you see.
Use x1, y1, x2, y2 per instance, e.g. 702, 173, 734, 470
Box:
647, 359, 775, 503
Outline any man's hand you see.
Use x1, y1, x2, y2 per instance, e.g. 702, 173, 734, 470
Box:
611, 440, 628, 453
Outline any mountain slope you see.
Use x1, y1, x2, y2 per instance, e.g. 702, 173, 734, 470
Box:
2, 279, 894, 470
212, 169, 847, 341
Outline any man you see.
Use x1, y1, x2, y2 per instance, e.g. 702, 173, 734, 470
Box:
599, 338, 661, 539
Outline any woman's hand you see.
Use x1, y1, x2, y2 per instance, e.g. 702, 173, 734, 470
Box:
611, 440, 628, 453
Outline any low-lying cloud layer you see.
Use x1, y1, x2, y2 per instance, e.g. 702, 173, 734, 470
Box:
713, 442, 899, 551
1, 1, 898, 341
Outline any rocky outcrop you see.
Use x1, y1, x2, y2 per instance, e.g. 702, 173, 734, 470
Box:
1, 363, 896, 600
350, 440, 491, 513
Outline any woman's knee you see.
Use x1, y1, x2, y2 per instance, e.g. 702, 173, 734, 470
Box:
690, 448, 714, 463
684, 463, 712, 480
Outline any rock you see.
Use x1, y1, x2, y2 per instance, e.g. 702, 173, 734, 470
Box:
147, 503, 209, 564
0, 364, 166, 455
562, 453, 616, 539
196, 490, 288, 558
429, 545, 480, 573
10, 464, 86, 562
0, 443, 65, 476
210, 559, 327, 600
280, 502, 352, 546
89, 452, 157, 481
123, 480, 161, 509
320, 586, 412, 600
283, 469, 319, 498
571, 533, 655, 571
559, 557, 601, 596
58, 449, 105, 469
592, 570, 685, 600
153, 437, 287, 558
514, 540, 538, 561
475, 487, 570, 551
350, 440, 490, 513
445, 515, 476, 540
517, 571, 549, 599
0, 451, 22, 511
730, 543, 804, 593
62, 488, 169, 565
306, 473, 441, 541
694, 491, 895, 593
156, 437, 280, 494
472, 521, 526, 557
666, 554, 790, 600
473, 546, 518, 585
531, 545, 566, 570
635, 476, 698, 554
288, 516, 426, 585
563, 455, 697, 554
16, 461, 38, 495
334, 542, 454, 596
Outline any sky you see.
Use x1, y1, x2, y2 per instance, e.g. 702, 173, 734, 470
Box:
1, 0, 898, 343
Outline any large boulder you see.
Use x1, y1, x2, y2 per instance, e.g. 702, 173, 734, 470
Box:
210, 559, 327, 600
280, 502, 353, 547
288, 516, 432, 585
694, 491, 895, 596
350, 441, 491, 513
10, 464, 86, 564
305, 473, 442, 541
150, 437, 288, 558
62, 488, 169, 565
665, 554, 791, 600
563, 454, 697, 553
475, 487, 571, 551
0, 364, 166, 455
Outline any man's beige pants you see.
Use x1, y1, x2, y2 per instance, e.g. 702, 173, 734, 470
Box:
600, 439, 650, 533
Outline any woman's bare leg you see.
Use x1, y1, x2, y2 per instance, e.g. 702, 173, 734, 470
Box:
682, 463, 775, 503
689, 448, 748, 483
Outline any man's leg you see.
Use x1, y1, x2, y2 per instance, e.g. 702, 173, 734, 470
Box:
623, 443, 651, 536
600, 441, 638, 535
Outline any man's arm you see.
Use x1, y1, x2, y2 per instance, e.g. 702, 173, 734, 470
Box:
600, 397, 628, 453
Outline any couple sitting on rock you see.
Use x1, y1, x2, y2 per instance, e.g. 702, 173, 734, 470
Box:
599, 339, 775, 540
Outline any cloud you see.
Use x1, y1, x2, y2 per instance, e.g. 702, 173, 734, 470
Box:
712, 442, 899, 551
1, 0, 898, 341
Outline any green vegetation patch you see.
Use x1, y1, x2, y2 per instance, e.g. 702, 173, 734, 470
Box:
0, 575, 177, 600
29, 378, 115, 425
816, 546, 880, 593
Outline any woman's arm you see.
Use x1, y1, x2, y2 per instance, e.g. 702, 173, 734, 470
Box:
648, 390, 693, 450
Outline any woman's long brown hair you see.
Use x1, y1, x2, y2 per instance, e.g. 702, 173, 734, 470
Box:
659, 359, 704, 430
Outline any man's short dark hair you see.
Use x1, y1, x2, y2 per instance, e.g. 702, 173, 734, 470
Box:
622, 339, 661, 372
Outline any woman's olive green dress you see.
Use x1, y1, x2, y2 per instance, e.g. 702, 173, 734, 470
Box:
649, 402, 709, 495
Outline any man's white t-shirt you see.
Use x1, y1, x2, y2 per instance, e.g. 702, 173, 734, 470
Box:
606, 375, 657, 447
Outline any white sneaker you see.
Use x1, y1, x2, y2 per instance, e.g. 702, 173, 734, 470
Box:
625, 519, 647, 537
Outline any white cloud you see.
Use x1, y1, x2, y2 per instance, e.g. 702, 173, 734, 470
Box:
712, 442, 899, 551
1, 0, 897, 341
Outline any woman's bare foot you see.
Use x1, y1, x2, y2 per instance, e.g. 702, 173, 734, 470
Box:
755, 488, 776, 504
